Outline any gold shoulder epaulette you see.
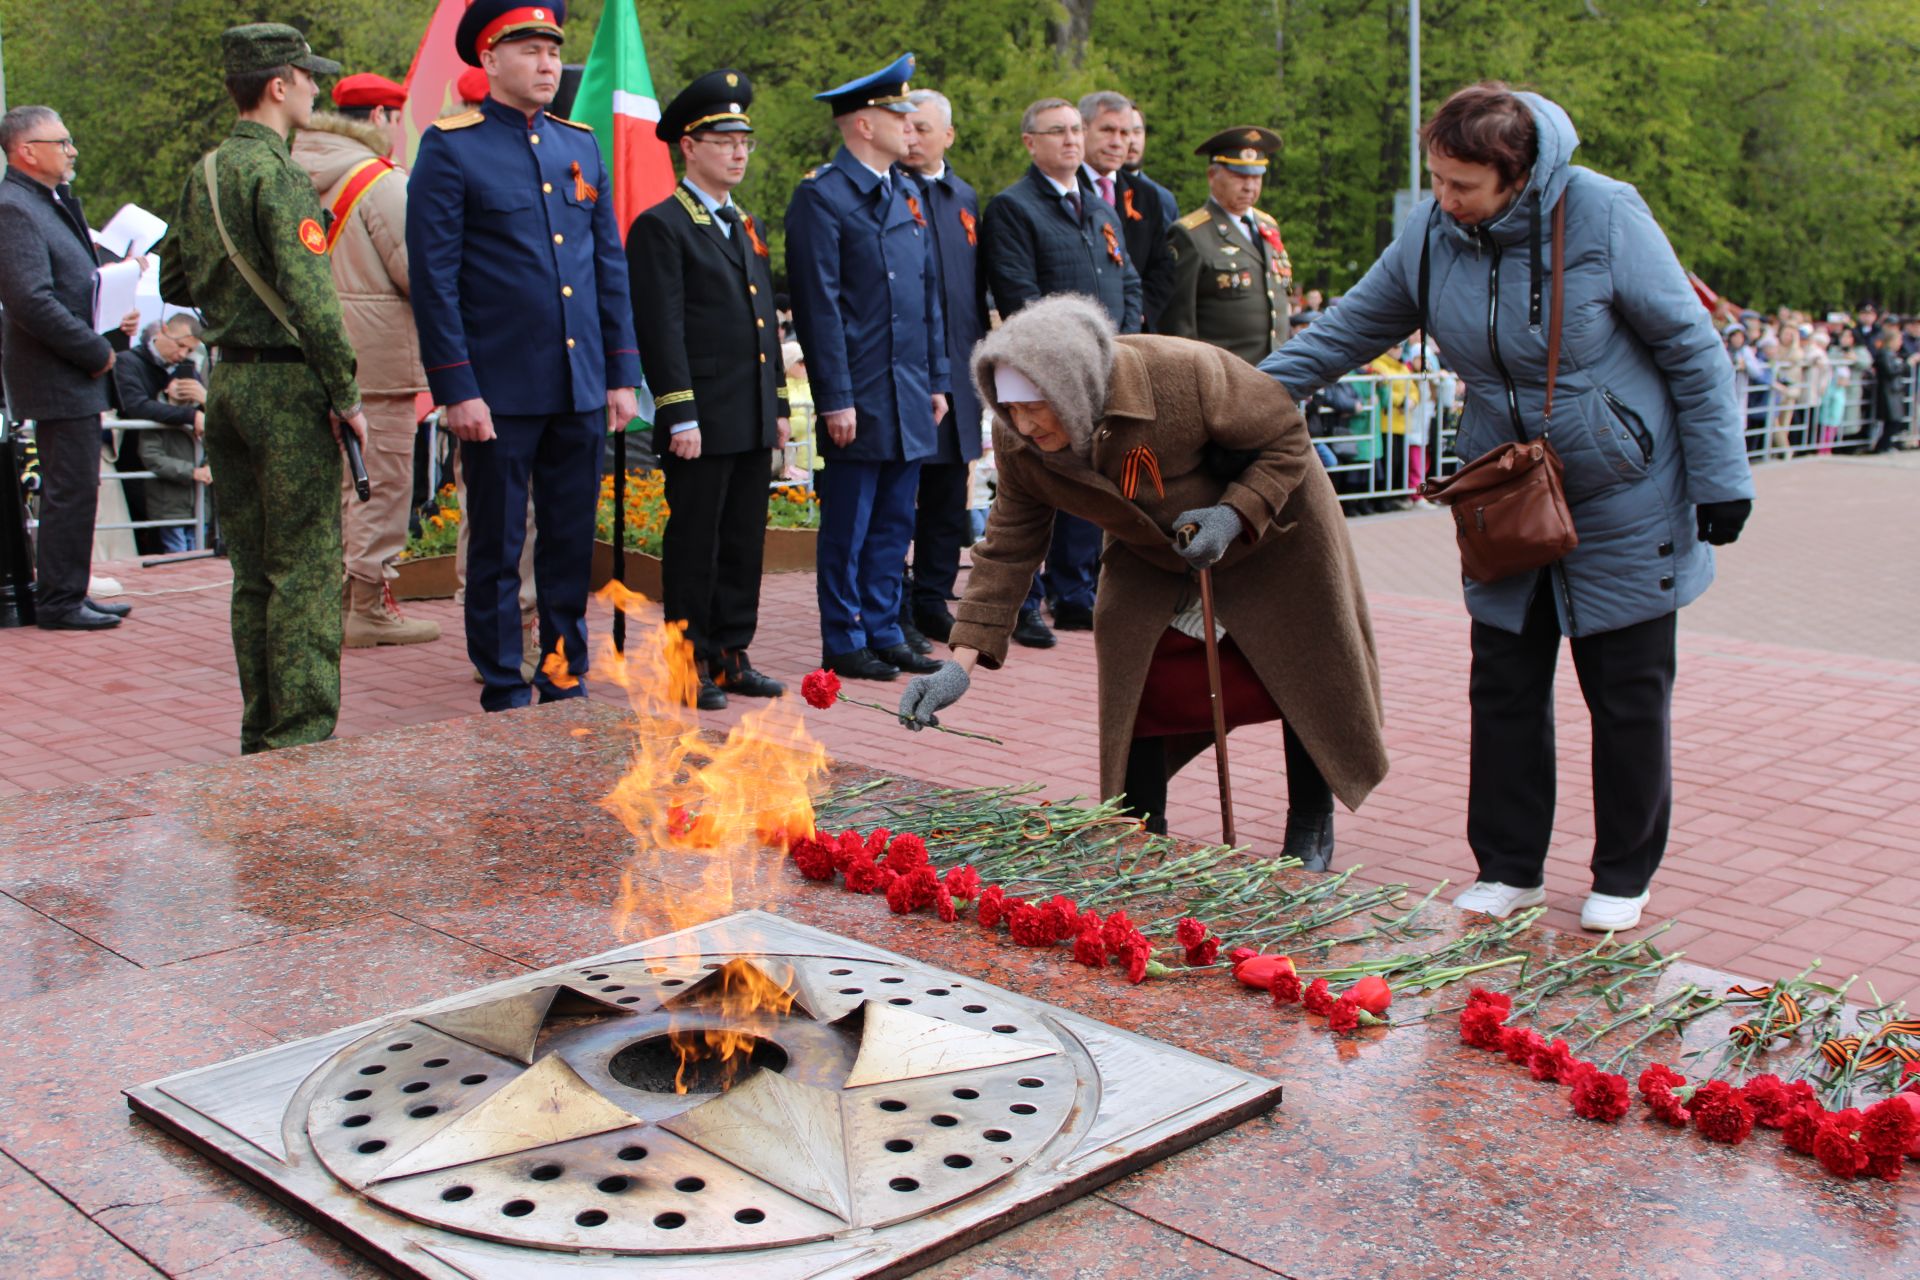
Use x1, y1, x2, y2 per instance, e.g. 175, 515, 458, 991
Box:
547, 113, 594, 132
1177, 207, 1211, 230
432, 109, 483, 131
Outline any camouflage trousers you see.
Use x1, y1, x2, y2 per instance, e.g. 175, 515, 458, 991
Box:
204, 362, 344, 754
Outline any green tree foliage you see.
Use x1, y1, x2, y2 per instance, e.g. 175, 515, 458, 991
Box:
2, 0, 1914, 307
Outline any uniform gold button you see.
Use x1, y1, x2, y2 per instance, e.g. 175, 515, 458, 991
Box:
567, 337, 576, 348
542, 182, 553, 194
530, 133, 541, 144
759, 353, 767, 363
562, 285, 573, 297
553, 233, 564, 245
749, 284, 758, 295
756, 318, 765, 328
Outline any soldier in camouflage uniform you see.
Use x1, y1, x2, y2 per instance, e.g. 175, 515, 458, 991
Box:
158, 24, 368, 753
1161, 127, 1292, 366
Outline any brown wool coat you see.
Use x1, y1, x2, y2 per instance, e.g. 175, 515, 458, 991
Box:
948, 334, 1389, 811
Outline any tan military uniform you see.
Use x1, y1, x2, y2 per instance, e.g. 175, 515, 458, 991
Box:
1160, 199, 1292, 365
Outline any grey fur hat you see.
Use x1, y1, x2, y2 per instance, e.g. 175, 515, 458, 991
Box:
970, 295, 1116, 457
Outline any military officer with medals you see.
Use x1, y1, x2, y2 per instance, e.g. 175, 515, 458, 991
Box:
1162, 127, 1292, 365
407, 0, 642, 713
785, 54, 949, 683
626, 70, 788, 711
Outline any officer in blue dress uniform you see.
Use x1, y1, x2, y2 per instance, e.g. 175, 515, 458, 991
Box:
902, 87, 987, 646
785, 54, 949, 682
406, 0, 641, 712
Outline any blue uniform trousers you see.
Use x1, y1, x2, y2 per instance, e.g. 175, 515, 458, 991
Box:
817, 457, 921, 657
1024, 511, 1102, 613
462, 409, 603, 712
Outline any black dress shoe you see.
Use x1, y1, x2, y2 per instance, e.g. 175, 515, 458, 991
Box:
1050, 601, 1094, 631
720, 666, 785, 699
1281, 810, 1336, 872
1011, 607, 1056, 649
695, 678, 728, 711
874, 642, 942, 674
824, 647, 901, 681
898, 619, 934, 655
37, 604, 123, 630
912, 606, 955, 644
84, 597, 132, 618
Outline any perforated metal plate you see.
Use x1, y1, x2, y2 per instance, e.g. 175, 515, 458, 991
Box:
128, 912, 1281, 1279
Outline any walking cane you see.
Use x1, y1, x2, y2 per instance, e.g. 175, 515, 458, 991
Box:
1176, 524, 1235, 846
612, 426, 626, 654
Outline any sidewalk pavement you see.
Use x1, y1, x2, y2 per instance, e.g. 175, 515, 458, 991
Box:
3, 454, 1916, 1004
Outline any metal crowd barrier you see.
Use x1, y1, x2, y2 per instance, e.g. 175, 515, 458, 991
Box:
96, 415, 209, 552
1736, 356, 1916, 461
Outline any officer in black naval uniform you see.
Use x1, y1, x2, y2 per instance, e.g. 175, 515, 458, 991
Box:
407, 0, 641, 712
626, 70, 788, 711
1162, 127, 1292, 366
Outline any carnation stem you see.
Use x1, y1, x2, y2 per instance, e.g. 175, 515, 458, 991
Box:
835, 693, 1004, 743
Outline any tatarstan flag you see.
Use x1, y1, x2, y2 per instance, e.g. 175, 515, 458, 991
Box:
572, 0, 676, 242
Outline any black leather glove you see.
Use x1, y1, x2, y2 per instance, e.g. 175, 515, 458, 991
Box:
1171, 504, 1241, 569
899, 660, 970, 731
1695, 499, 1752, 546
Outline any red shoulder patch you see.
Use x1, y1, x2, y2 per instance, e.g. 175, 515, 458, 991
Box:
298, 218, 327, 254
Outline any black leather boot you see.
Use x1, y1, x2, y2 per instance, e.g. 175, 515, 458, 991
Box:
1281, 810, 1335, 872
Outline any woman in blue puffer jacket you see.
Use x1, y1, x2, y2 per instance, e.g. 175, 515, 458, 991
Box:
1263, 82, 1754, 933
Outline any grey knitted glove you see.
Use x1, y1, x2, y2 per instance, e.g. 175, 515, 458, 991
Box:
898, 660, 970, 731
1171, 504, 1240, 569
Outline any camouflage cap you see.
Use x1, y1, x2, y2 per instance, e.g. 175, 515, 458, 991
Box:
221, 23, 343, 78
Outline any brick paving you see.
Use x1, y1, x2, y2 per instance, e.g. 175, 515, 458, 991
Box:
2, 453, 1917, 1005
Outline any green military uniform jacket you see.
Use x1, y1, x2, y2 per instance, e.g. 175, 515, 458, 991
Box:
1160, 198, 1292, 366
159, 120, 360, 411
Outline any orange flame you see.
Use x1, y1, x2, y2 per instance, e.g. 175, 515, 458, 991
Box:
587, 581, 828, 1082
672, 959, 798, 1094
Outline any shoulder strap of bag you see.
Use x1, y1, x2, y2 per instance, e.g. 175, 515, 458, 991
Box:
202, 151, 298, 343
1542, 195, 1567, 428
1416, 202, 1436, 358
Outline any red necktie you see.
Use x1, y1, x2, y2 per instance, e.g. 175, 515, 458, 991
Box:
1098, 174, 1116, 206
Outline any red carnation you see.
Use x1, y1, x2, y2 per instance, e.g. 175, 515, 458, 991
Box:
1327, 995, 1360, 1033
1176, 918, 1208, 950
1271, 969, 1303, 1005
830, 829, 865, 871
1646, 1086, 1692, 1128
1346, 975, 1392, 1017
1008, 904, 1057, 947
1185, 936, 1221, 967
1101, 911, 1137, 951
1076, 908, 1104, 937
1693, 1089, 1756, 1145
1465, 987, 1513, 1016
791, 838, 836, 882
1813, 1117, 1869, 1179
1897, 1093, 1920, 1157
1637, 1064, 1686, 1099
1782, 1101, 1828, 1156
934, 886, 958, 923
942, 865, 982, 901
1859, 1095, 1920, 1159
1231, 951, 1295, 991
885, 833, 929, 870
1302, 978, 1335, 1016
1866, 1152, 1904, 1182
800, 668, 841, 709
1120, 940, 1150, 984
884, 874, 917, 914
1528, 1038, 1578, 1083
977, 886, 1009, 928
1039, 895, 1078, 941
1736, 1073, 1793, 1128
908, 866, 941, 910
1460, 1003, 1509, 1051
843, 855, 884, 894
1570, 1069, 1632, 1122
864, 827, 894, 858
1072, 928, 1108, 968
1500, 1025, 1545, 1066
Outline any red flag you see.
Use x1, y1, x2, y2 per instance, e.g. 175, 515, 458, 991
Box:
399, 0, 471, 168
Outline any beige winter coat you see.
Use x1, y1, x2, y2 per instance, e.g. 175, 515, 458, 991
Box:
950, 302, 1388, 811
291, 115, 427, 397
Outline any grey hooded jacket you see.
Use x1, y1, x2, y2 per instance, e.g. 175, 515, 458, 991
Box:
1262, 93, 1753, 637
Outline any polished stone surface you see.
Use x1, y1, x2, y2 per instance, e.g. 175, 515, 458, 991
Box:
0, 704, 1912, 1278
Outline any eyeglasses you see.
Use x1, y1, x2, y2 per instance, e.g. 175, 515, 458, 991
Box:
1027, 125, 1084, 139
22, 136, 76, 152
692, 134, 756, 152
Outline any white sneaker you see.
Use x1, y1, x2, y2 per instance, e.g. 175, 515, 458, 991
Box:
89, 575, 123, 597
1580, 889, 1651, 932
1452, 881, 1547, 918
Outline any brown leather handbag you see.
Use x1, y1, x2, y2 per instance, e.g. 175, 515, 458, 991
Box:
1420, 197, 1578, 584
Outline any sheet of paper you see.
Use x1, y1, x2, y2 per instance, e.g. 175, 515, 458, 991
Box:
96, 203, 168, 259
93, 257, 142, 333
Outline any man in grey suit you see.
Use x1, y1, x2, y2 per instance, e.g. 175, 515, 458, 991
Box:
0, 106, 130, 629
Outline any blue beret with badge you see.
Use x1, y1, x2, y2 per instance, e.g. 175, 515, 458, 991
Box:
813, 53, 916, 117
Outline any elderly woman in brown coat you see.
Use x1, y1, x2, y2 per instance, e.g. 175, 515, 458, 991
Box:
898, 295, 1387, 867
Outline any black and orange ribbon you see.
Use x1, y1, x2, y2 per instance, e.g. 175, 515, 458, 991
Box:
1101, 221, 1123, 265
958, 207, 977, 246
1725, 984, 1805, 1045
1122, 188, 1142, 222
570, 161, 598, 204
1818, 1020, 1920, 1070
1120, 445, 1164, 501
742, 212, 770, 259
906, 194, 926, 227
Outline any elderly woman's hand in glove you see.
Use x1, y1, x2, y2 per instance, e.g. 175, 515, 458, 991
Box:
899, 659, 971, 731
1171, 504, 1242, 569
